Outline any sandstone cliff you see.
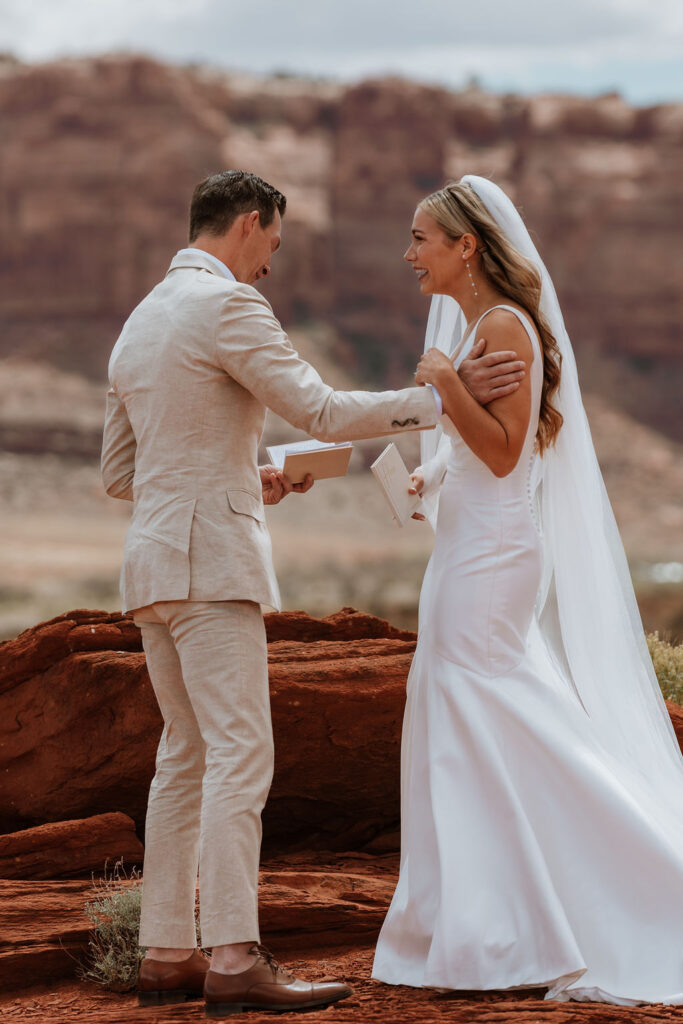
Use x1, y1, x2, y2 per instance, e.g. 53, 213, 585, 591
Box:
0, 56, 681, 438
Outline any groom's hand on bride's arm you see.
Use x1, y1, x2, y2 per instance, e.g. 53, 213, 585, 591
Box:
259, 464, 314, 505
458, 337, 526, 405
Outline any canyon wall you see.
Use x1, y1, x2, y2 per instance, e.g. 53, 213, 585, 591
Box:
0, 55, 681, 436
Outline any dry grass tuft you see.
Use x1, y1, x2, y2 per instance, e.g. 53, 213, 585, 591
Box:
78, 860, 200, 992
648, 632, 683, 705
77, 861, 145, 991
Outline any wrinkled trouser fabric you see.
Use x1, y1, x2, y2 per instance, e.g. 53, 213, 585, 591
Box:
135, 599, 273, 949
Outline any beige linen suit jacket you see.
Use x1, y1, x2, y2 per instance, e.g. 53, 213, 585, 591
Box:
101, 250, 437, 613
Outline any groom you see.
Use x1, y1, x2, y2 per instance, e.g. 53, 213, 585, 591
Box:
101, 170, 524, 1015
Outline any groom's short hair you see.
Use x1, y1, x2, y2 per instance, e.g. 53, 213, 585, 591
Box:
189, 170, 286, 242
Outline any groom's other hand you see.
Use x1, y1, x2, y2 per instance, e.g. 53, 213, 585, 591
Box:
458, 337, 526, 405
259, 465, 314, 505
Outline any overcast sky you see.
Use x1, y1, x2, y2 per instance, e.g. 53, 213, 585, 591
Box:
1, 0, 681, 105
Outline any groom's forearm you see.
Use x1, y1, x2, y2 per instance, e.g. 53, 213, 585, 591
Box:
305, 384, 439, 443
217, 288, 439, 441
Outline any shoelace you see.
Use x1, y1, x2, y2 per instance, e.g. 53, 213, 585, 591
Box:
248, 943, 291, 978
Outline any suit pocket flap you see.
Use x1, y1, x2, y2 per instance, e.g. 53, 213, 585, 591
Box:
227, 488, 265, 523
136, 496, 197, 553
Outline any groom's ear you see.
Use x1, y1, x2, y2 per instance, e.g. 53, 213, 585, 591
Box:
241, 210, 260, 237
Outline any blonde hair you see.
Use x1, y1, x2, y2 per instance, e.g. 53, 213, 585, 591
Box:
420, 181, 563, 453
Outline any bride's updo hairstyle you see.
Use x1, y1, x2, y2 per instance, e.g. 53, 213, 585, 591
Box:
420, 181, 563, 452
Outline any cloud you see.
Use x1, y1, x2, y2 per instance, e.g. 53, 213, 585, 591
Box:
0, 0, 646, 54
0, 0, 681, 103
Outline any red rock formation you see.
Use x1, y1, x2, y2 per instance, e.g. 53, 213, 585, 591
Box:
0, 607, 415, 847
0, 611, 157, 837
0, 56, 680, 438
667, 699, 683, 752
1, 858, 668, 1022
264, 606, 416, 642
1, 607, 682, 853
0, 609, 142, 693
1, 606, 682, 1019
0, 863, 394, 991
0, 813, 143, 881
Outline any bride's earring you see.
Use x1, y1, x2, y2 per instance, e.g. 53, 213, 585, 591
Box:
463, 255, 479, 298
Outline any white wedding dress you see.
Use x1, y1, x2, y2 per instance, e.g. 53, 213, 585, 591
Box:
372, 305, 683, 1005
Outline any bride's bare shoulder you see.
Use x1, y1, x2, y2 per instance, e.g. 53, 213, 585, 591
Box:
476, 307, 536, 362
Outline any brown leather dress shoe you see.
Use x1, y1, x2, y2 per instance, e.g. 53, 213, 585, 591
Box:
204, 944, 353, 1017
137, 948, 210, 1006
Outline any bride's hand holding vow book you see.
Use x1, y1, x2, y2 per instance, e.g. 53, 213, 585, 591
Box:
407, 469, 426, 522
371, 443, 424, 527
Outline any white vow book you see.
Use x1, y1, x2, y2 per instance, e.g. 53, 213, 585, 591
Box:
265, 438, 353, 484
371, 443, 423, 527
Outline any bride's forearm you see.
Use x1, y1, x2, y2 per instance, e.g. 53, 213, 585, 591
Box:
434, 367, 514, 477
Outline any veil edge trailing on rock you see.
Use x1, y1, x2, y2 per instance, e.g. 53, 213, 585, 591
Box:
418, 174, 683, 796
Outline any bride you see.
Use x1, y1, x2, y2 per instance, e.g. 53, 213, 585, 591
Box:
371, 175, 683, 1005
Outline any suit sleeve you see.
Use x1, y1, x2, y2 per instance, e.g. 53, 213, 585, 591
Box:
215, 286, 438, 443
101, 387, 136, 501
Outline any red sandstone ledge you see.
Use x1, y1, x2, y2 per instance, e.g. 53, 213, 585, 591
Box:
0, 608, 418, 852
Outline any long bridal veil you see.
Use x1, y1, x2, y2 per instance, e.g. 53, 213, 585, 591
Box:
419, 175, 683, 808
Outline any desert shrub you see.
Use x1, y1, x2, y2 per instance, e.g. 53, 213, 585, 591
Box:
78, 862, 145, 991
78, 860, 200, 991
648, 632, 683, 705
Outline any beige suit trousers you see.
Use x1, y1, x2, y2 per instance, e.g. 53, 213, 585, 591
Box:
136, 599, 273, 949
